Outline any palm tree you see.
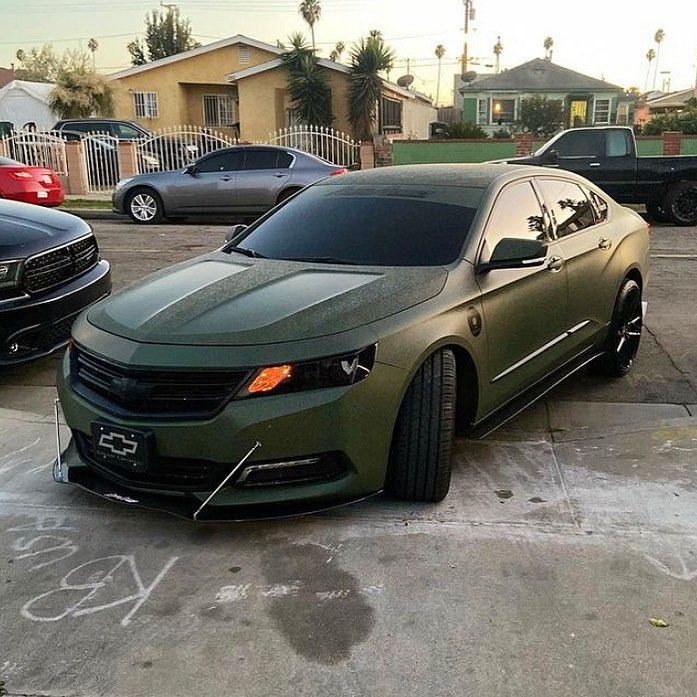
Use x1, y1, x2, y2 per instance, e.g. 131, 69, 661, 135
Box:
543, 36, 554, 61
645, 48, 656, 93
87, 38, 99, 70
329, 41, 345, 63
434, 44, 445, 106
348, 34, 395, 140
652, 28, 665, 90
299, 0, 321, 52
493, 35, 503, 74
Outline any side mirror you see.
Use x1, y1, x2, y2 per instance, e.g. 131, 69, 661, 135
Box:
543, 148, 559, 164
225, 223, 247, 243
184, 163, 198, 176
477, 237, 547, 273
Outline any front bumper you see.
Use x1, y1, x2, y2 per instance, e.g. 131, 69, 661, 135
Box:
0, 261, 111, 365
56, 350, 406, 521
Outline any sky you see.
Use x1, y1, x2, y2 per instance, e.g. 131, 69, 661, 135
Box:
2, 0, 697, 104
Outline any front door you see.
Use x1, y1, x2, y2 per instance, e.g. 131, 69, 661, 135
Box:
476, 180, 570, 412
550, 128, 605, 183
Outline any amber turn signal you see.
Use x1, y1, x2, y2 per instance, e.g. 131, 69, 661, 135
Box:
247, 364, 293, 393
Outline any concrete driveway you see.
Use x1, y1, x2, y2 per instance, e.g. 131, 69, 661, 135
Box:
1, 220, 696, 697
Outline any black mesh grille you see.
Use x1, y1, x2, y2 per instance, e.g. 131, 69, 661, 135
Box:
23, 235, 99, 294
71, 346, 251, 419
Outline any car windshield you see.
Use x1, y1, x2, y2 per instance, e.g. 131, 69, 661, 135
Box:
232, 183, 483, 266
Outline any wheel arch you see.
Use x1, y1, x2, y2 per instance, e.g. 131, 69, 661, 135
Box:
276, 186, 303, 205
125, 184, 167, 214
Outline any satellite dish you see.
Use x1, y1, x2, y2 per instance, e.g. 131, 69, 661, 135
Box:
460, 70, 478, 83
397, 74, 414, 88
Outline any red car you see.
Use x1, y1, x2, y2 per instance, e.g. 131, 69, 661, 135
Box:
0, 156, 64, 207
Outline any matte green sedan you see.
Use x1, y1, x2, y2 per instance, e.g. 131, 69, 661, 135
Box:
54, 164, 650, 520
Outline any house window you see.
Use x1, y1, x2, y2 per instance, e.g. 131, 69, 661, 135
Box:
477, 98, 489, 125
133, 91, 159, 118
593, 98, 611, 125
616, 101, 629, 126
381, 97, 403, 132
491, 98, 515, 124
239, 46, 250, 64
203, 94, 238, 127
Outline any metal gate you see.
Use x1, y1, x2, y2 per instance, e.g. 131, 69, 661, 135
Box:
1, 130, 68, 174
268, 125, 360, 167
82, 132, 120, 193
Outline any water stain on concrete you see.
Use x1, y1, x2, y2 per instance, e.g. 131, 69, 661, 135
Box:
261, 543, 374, 664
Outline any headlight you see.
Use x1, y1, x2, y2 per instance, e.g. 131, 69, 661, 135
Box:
236, 345, 377, 398
0, 260, 23, 290
114, 177, 134, 190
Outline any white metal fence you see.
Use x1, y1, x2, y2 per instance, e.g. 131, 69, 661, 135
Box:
268, 125, 360, 167
82, 132, 120, 193
0, 130, 68, 175
134, 125, 238, 174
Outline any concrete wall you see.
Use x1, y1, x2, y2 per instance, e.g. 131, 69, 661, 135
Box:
109, 43, 277, 130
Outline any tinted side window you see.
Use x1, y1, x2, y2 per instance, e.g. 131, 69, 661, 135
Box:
554, 130, 605, 157
589, 190, 609, 222
606, 130, 631, 157
197, 151, 244, 172
243, 150, 280, 170
63, 122, 92, 133
115, 123, 144, 139
481, 182, 547, 261
277, 151, 294, 168
539, 179, 596, 237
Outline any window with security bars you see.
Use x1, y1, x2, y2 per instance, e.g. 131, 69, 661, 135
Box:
381, 97, 403, 132
133, 91, 159, 118
593, 98, 611, 125
203, 94, 238, 127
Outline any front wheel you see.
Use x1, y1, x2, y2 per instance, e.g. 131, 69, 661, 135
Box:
386, 349, 456, 502
664, 182, 697, 226
126, 188, 165, 224
596, 279, 643, 376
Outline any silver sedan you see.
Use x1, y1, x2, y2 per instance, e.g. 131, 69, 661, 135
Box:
112, 145, 348, 224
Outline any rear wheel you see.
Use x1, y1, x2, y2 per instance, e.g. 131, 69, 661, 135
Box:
645, 201, 670, 223
596, 279, 643, 376
664, 182, 697, 226
386, 349, 456, 502
126, 188, 165, 224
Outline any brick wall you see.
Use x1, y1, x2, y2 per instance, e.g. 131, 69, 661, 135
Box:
662, 131, 682, 156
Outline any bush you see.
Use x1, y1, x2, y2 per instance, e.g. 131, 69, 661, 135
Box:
643, 108, 697, 135
445, 121, 489, 139
518, 96, 563, 137
492, 128, 512, 139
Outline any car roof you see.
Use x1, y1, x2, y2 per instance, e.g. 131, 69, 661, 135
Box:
319, 163, 543, 188
56, 118, 138, 124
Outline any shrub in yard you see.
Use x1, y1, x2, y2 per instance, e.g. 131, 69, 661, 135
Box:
446, 121, 489, 139
518, 96, 564, 137
492, 128, 512, 139
643, 108, 697, 135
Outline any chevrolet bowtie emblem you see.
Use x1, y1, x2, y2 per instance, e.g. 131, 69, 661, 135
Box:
98, 432, 138, 457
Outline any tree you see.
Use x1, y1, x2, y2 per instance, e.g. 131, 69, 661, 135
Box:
14, 44, 59, 82
644, 48, 656, 93
48, 62, 113, 119
434, 44, 445, 106
543, 36, 554, 61
348, 33, 395, 140
299, 0, 321, 52
329, 41, 345, 63
87, 38, 99, 69
643, 108, 697, 135
493, 36, 503, 74
652, 28, 665, 91
127, 7, 200, 66
518, 96, 563, 137
281, 33, 332, 126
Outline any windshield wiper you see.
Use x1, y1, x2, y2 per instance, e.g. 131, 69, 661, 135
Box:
281, 256, 357, 265
226, 246, 266, 259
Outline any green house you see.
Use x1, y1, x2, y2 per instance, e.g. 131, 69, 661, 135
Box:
457, 58, 632, 135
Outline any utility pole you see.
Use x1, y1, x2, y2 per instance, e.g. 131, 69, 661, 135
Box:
460, 0, 475, 79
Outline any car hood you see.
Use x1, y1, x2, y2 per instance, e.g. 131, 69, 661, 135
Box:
0, 199, 91, 260
87, 251, 448, 346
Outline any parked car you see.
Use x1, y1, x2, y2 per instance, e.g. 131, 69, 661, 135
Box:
497, 126, 697, 225
0, 200, 111, 365
112, 145, 348, 224
55, 164, 649, 520
0, 155, 64, 207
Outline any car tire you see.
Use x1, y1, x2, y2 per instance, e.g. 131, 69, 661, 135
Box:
126, 188, 165, 224
664, 182, 697, 226
276, 188, 301, 205
645, 201, 671, 223
386, 348, 456, 502
596, 279, 643, 377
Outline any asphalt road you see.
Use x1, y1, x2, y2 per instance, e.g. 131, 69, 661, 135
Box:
1, 218, 697, 697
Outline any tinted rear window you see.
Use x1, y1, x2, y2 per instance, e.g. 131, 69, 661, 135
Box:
234, 183, 483, 266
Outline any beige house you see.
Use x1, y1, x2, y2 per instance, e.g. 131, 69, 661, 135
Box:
108, 34, 436, 142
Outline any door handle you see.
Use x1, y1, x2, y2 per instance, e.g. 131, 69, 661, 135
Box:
220, 176, 233, 182
598, 238, 612, 250
546, 256, 564, 272
274, 172, 288, 178
589, 162, 601, 167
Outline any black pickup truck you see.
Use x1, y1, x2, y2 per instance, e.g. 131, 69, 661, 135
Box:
501, 126, 697, 225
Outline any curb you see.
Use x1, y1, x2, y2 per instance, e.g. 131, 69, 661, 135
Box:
60, 208, 124, 221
